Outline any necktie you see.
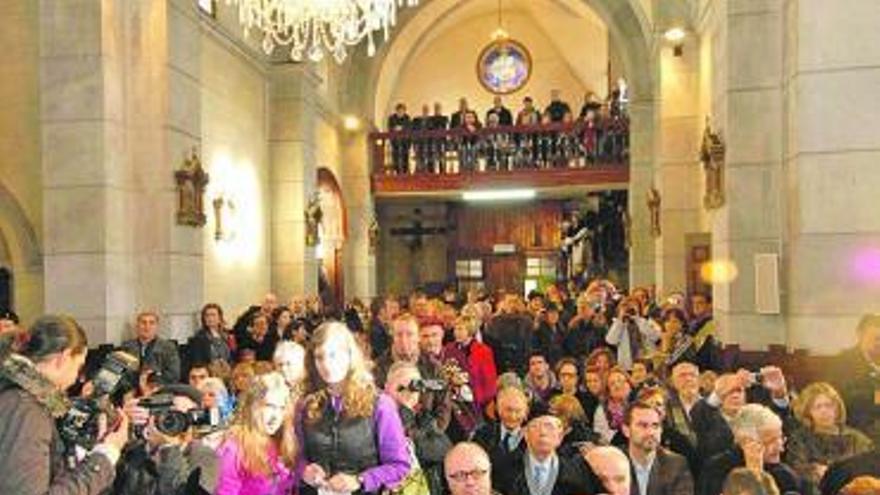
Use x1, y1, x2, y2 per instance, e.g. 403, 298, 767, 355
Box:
501, 431, 511, 452
534, 465, 546, 488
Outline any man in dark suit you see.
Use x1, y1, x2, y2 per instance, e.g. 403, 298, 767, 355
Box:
503, 405, 600, 495
120, 311, 180, 384
830, 314, 880, 445
387, 102, 411, 174
473, 386, 529, 491
427, 102, 450, 174
449, 97, 470, 129
484, 294, 533, 376
622, 401, 693, 495
411, 104, 432, 173
486, 96, 513, 127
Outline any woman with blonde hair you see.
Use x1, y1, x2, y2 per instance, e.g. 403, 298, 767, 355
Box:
787, 381, 874, 489
299, 321, 410, 495
216, 371, 297, 494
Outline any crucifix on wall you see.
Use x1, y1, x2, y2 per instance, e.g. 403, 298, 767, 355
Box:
389, 209, 449, 252
389, 208, 450, 287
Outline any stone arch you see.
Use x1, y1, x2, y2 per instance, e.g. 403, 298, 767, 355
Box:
353, 0, 655, 124
0, 181, 42, 272
317, 167, 348, 306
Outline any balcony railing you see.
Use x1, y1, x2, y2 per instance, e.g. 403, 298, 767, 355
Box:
370, 118, 629, 178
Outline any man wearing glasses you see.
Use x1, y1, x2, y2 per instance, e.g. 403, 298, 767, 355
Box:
445, 443, 493, 495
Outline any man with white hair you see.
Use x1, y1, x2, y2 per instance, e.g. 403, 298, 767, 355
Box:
584, 446, 631, 495
697, 403, 803, 495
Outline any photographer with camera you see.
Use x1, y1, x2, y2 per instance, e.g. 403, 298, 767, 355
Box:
605, 296, 660, 371
0, 315, 130, 495
113, 384, 219, 495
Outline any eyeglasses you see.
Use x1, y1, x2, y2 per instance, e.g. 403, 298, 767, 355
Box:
448, 468, 489, 482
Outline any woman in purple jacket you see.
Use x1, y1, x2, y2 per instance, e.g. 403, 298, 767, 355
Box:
299, 321, 411, 495
216, 371, 298, 494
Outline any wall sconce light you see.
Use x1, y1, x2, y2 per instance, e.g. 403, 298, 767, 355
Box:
342, 115, 361, 132
212, 194, 237, 242
664, 27, 687, 57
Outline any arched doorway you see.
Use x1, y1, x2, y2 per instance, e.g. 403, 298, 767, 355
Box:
317, 168, 347, 309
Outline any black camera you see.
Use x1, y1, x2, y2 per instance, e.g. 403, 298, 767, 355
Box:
58, 351, 140, 450
139, 393, 220, 436
399, 378, 446, 394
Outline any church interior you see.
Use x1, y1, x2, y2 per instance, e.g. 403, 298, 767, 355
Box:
1, 1, 880, 494
1, 1, 879, 367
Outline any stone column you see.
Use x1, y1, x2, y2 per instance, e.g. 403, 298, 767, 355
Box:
341, 127, 377, 300
783, 0, 880, 354
712, 0, 786, 348
41, 0, 206, 344
628, 97, 659, 288
40, 0, 135, 344
654, 34, 703, 296
269, 66, 320, 299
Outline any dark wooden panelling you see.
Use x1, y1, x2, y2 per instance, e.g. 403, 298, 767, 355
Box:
450, 201, 562, 256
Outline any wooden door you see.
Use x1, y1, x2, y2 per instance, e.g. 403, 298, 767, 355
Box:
486, 254, 523, 294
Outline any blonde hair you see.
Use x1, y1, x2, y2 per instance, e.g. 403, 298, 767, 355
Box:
839, 476, 880, 495
304, 321, 377, 422
454, 314, 479, 338
548, 394, 586, 429
793, 382, 847, 431
227, 372, 296, 476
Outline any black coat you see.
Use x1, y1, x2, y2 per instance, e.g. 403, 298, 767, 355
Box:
502, 452, 600, 495
484, 313, 533, 376
830, 347, 880, 444
472, 421, 527, 491
819, 448, 880, 495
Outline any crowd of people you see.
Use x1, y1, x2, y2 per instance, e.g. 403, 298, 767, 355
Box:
383, 88, 630, 175
0, 279, 878, 495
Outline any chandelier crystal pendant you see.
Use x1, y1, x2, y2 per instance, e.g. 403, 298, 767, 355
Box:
226, 0, 419, 64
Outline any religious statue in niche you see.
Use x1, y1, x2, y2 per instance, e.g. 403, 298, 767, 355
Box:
304, 191, 323, 247
368, 215, 380, 255
647, 187, 662, 238
700, 117, 727, 210
174, 147, 209, 227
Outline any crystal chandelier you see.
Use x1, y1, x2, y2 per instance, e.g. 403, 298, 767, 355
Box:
226, 0, 419, 64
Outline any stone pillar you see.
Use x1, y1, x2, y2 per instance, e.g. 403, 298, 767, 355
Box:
341, 127, 377, 300
41, 0, 205, 344
655, 34, 703, 296
628, 98, 659, 288
712, 0, 786, 348
784, 0, 880, 354
269, 66, 320, 299
40, 0, 135, 344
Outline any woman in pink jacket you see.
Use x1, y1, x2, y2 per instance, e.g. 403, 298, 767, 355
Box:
216, 371, 298, 494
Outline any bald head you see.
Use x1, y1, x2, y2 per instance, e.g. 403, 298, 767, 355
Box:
445, 442, 491, 495
585, 446, 631, 495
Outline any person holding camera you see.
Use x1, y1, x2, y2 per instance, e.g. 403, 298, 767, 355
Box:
605, 296, 660, 371
113, 384, 219, 495
0, 315, 130, 495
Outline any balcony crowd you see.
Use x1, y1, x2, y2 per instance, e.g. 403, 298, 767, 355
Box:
0, 276, 878, 495
380, 89, 630, 175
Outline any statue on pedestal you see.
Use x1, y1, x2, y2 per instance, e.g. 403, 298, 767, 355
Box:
647, 187, 661, 238
700, 117, 727, 210
304, 192, 323, 247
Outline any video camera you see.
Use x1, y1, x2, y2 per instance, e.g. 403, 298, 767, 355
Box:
138, 393, 220, 436
58, 350, 140, 450
399, 378, 446, 394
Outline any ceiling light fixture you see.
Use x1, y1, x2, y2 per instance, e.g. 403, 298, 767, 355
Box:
225, 0, 420, 64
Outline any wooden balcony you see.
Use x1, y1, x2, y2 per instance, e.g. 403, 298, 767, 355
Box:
370, 119, 630, 197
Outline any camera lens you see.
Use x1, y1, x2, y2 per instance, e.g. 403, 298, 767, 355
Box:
156, 411, 190, 436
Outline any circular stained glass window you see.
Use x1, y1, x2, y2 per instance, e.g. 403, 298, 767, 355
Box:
477, 39, 532, 95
